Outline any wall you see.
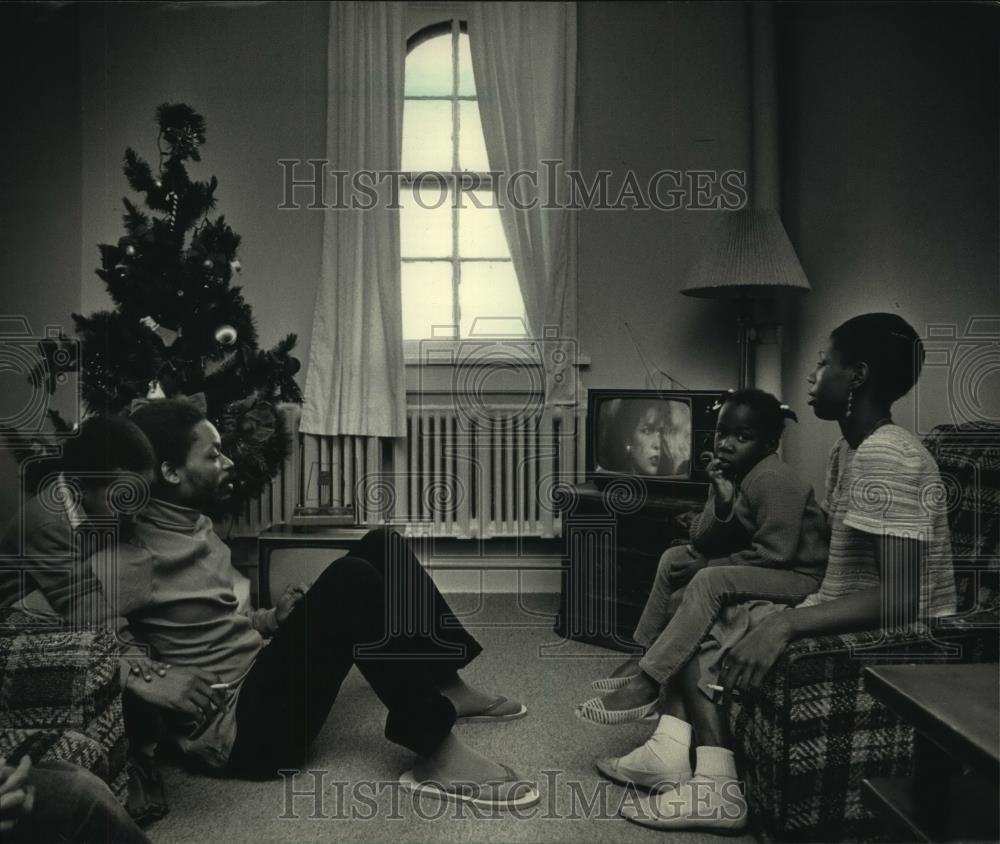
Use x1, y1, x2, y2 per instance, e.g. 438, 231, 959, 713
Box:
576, 1, 751, 391
778, 2, 1000, 495
78, 1, 328, 371
0, 4, 83, 526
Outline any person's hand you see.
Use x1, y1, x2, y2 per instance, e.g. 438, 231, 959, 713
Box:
667, 549, 709, 588
702, 451, 736, 513
0, 755, 35, 833
125, 665, 225, 725
275, 583, 308, 625
717, 613, 793, 694
125, 655, 171, 683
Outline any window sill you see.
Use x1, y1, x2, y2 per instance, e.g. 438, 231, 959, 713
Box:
404, 351, 590, 367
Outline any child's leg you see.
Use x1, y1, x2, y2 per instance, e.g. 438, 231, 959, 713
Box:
599, 546, 693, 683
639, 565, 819, 685
587, 565, 817, 717
633, 545, 696, 648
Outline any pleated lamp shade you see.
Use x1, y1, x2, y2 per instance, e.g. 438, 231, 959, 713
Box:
682, 208, 810, 299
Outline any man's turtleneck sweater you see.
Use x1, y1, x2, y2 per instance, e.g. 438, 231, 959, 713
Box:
90, 497, 278, 768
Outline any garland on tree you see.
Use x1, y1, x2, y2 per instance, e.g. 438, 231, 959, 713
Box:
10, 103, 303, 515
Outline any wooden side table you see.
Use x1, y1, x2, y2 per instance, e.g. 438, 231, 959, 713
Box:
862, 663, 1000, 843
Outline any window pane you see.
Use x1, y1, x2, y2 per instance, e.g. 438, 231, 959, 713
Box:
457, 33, 475, 96
402, 100, 453, 172
458, 101, 490, 172
402, 261, 454, 339
459, 261, 525, 337
400, 186, 453, 258
459, 190, 508, 257
405, 34, 454, 96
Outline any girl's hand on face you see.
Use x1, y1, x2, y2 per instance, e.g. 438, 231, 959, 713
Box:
702, 452, 735, 505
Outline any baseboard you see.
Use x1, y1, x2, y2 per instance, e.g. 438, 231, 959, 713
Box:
424, 537, 565, 593
235, 535, 567, 605
427, 565, 562, 594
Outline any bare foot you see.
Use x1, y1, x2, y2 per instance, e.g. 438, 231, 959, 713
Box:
601, 671, 659, 710
413, 732, 509, 784
610, 656, 643, 679
438, 674, 520, 717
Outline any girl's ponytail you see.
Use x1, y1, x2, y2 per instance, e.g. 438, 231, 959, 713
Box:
717, 388, 796, 442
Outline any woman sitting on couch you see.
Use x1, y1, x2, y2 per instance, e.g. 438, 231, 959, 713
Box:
603, 312, 957, 832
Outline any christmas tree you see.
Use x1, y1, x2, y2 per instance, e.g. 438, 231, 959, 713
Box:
13, 103, 303, 514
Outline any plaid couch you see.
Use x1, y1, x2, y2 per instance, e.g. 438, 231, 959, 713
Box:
0, 609, 129, 801
728, 423, 1000, 843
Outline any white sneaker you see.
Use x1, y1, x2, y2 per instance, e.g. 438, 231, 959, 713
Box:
619, 774, 748, 832
595, 731, 692, 791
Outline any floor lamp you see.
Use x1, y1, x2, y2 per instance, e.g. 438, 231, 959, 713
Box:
682, 208, 810, 389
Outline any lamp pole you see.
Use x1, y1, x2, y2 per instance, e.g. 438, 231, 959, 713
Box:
737, 297, 756, 390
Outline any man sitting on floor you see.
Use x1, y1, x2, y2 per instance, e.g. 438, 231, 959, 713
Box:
84, 398, 536, 809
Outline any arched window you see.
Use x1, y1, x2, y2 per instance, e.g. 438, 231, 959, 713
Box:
401, 21, 525, 342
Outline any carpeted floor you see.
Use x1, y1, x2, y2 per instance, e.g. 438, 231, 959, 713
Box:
150, 593, 754, 844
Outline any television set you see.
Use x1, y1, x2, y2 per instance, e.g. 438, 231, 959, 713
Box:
585, 389, 724, 493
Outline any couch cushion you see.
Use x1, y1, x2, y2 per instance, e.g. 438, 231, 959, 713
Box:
922, 423, 1000, 612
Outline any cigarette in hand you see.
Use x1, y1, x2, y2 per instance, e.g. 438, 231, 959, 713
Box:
210, 683, 230, 690
707, 682, 741, 698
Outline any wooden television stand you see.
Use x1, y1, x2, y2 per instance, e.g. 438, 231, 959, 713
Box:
554, 480, 706, 652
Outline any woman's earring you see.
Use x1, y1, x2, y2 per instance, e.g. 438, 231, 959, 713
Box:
625, 443, 632, 453
845, 389, 854, 418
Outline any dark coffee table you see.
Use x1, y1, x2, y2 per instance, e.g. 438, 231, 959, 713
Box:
863, 663, 1000, 843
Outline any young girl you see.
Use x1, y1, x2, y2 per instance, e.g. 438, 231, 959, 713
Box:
613, 313, 957, 831
577, 388, 829, 728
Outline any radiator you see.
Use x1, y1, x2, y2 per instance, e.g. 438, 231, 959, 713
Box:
230, 402, 583, 539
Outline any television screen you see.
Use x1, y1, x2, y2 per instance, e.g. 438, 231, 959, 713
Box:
595, 397, 693, 477
586, 389, 723, 491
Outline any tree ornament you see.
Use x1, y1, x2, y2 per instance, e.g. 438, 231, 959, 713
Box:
147, 380, 166, 399
202, 258, 213, 270
139, 315, 179, 347
215, 325, 238, 346
167, 190, 179, 229
125, 244, 137, 257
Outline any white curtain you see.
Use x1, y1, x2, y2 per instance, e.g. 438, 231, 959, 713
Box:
468, 1, 578, 403
301, 1, 407, 437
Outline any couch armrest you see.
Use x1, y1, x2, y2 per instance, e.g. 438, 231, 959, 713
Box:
0, 723, 129, 803
0, 626, 122, 730
729, 619, 993, 716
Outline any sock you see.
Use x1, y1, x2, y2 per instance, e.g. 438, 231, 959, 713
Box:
694, 745, 737, 779
652, 714, 692, 746
629, 716, 691, 773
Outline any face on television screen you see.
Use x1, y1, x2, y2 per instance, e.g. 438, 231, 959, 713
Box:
597, 398, 693, 477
